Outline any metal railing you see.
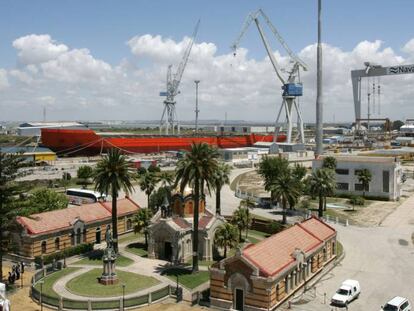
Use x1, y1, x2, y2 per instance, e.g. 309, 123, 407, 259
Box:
31, 263, 171, 310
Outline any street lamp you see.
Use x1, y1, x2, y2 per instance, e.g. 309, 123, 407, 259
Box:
194, 80, 200, 134
39, 280, 44, 311
122, 283, 126, 310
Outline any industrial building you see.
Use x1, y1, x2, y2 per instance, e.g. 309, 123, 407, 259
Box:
17, 122, 87, 136
219, 147, 268, 163
0, 146, 57, 163
313, 155, 402, 201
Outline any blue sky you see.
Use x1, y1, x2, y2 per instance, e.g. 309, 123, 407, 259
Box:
1, 0, 414, 122
1, 0, 412, 68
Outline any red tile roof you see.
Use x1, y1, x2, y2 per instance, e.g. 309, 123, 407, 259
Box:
199, 214, 214, 229
172, 217, 191, 229
242, 217, 336, 277
16, 198, 140, 235
102, 197, 141, 215
298, 217, 336, 241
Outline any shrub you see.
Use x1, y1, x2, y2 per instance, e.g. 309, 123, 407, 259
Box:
348, 195, 365, 206
137, 167, 147, 175
299, 199, 311, 210
34, 243, 93, 266
268, 221, 284, 234
148, 165, 160, 173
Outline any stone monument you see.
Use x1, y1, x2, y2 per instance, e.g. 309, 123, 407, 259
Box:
99, 225, 118, 285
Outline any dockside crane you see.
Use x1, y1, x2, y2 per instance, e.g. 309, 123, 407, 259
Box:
159, 20, 200, 135
231, 9, 308, 143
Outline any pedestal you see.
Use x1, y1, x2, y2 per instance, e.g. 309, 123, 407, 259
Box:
99, 256, 118, 285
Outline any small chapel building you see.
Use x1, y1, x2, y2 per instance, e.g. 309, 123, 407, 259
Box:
147, 187, 225, 263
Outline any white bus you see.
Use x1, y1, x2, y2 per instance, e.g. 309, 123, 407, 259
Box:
66, 188, 107, 205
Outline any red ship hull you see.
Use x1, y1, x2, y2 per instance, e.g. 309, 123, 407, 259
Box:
41, 128, 286, 156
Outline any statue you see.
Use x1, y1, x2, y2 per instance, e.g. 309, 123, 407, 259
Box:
100, 225, 118, 285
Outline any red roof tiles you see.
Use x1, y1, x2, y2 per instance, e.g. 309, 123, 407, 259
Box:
16, 198, 140, 235
242, 217, 336, 277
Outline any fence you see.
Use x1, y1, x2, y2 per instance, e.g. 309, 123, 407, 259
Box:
31, 263, 171, 310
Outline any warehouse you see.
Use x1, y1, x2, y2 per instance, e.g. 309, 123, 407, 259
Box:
0, 146, 57, 163
17, 122, 86, 136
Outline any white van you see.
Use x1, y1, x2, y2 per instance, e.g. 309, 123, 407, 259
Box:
331, 279, 361, 307
381, 297, 411, 311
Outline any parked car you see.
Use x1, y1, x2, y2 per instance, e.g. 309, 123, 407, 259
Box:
381, 297, 411, 311
331, 279, 361, 307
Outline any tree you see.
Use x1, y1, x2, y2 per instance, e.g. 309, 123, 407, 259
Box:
258, 156, 289, 203
307, 168, 335, 218
149, 186, 171, 212
356, 168, 372, 198
77, 165, 94, 188
158, 171, 174, 188
211, 163, 231, 216
322, 156, 337, 170
61, 172, 71, 190
214, 223, 238, 258
138, 171, 158, 209
292, 163, 307, 182
392, 120, 404, 131
175, 143, 219, 273
133, 208, 152, 249
94, 148, 135, 253
270, 170, 301, 224
29, 188, 69, 213
232, 206, 252, 241
0, 152, 25, 281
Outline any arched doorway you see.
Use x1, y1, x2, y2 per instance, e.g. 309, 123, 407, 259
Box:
234, 288, 244, 311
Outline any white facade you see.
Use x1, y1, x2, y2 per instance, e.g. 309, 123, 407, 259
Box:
313, 155, 402, 201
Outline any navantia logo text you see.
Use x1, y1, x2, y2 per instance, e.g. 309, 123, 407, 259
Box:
389, 66, 414, 74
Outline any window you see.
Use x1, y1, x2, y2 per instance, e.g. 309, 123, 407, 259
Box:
127, 219, 132, 231
70, 232, 75, 246
41, 241, 47, 254
336, 182, 349, 190
335, 168, 349, 175
76, 228, 81, 245
401, 301, 409, 310
354, 169, 362, 175
355, 183, 369, 191
55, 238, 60, 250
383, 170, 390, 193
83, 229, 87, 243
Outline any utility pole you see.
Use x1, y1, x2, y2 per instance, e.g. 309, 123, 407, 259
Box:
315, 0, 323, 157
194, 80, 200, 134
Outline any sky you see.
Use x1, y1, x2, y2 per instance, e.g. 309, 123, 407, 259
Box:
0, 0, 414, 123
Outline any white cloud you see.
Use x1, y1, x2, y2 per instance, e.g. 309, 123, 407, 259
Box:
1, 33, 414, 122
12, 34, 68, 65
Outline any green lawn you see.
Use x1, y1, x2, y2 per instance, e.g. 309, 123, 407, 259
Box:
163, 268, 209, 289
34, 267, 80, 298
73, 250, 134, 267
118, 232, 143, 244
248, 229, 269, 238
125, 242, 148, 257
66, 268, 159, 297
246, 235, 261, 244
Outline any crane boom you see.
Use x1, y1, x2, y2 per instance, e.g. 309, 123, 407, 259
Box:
171, 19, 200, 96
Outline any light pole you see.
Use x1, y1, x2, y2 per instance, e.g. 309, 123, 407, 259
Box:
39, 280, 44, 311
315, 0, 323, 157
194, 80, 200, 134
122, 283, 126, 310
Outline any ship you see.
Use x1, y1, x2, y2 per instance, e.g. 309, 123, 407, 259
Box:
41, 128, 286, 156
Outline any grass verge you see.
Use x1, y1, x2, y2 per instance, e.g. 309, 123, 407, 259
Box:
34, 267, 80, 298
125, 242, 148, 257
163, 268, 209, 289
66, 268, 159, 297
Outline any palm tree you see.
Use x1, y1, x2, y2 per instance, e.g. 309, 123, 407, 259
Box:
214, 223, 238, 258
175, 143, 219, 273
158, 171, 174, 188
322, 156, 337, 170
258, 156, 289, 203
308, 168, 335, 218
94, 148, 135, 253
133, 208, 153, 249
357, 168, 372, 198
139, 171, 158, 209
212, 162, 231, 216
270, 171, 301, 224
232, 206, 251, 241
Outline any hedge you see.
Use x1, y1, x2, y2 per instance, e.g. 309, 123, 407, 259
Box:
34, 243, 94, 266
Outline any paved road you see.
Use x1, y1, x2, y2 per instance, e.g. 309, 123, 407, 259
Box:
286, 195, 414, 311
